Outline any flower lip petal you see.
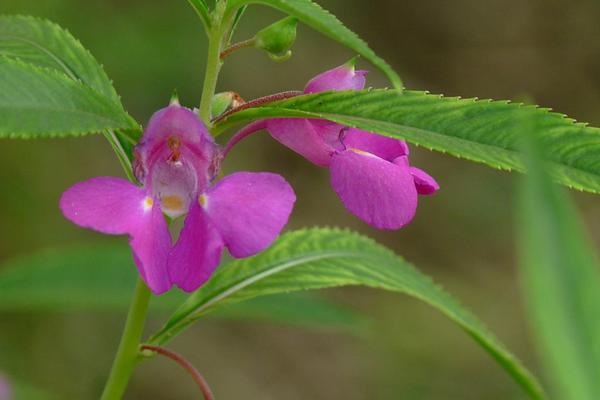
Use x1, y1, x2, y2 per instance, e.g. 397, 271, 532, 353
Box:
330, 150, 418, 230
204, 172, 296, 258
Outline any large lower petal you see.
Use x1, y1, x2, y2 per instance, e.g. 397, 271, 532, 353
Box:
330, 151, 418, 229
168, 202, 224, 292
204, 172, 296, 258
266, 118, 334, 167
129, 202, 172, 294
60, 177, 172, 294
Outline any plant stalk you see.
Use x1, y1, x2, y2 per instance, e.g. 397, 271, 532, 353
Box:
100, 279, 152, 400
198, 1, 227, 128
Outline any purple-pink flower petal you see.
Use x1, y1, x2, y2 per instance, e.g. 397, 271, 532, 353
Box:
129, 201, 172, 294
330, 150, 418, 229
59, 177, 149, 235
342, 129, 409, 161
60, 177, 172, 294
410, 166, 440, 195
266, 118, 335, 167
134, 104, 217, 193
168, 202, 224, 292
137, 104, 215, 163
304, 63, 367, 93
204, 172, 296, 258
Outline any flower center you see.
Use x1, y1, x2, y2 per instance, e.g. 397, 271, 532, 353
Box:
150, 157, 198, 218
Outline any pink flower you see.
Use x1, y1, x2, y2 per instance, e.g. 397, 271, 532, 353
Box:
60, 103, 295, 294
0, 373, 11, 400
227, 62, 438, 229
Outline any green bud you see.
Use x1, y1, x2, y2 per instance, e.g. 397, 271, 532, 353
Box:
211, 91, 245, 119
254, 16, 298, 61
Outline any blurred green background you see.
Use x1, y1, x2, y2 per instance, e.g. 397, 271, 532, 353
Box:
1, 0, 600, 398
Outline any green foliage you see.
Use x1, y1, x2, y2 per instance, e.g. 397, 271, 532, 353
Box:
150, 227, 545, 399
0, 15, 119, 102
0, 243, 365, 331
0, 15, 139, 146
214, 89, 600, 194
225, 0, 403, 89
518, 135, 600, 399
0, 57, 137, 138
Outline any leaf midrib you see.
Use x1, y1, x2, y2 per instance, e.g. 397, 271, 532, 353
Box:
152, 250, 381, 343
0, 33, 79, 80
0, 104, 128, 126
220, 106, 600, 192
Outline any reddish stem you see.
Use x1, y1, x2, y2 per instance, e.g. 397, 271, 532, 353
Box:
140, 344, 215, 400
220, 38, 255, 60
212, 90, 303, 125
222, 120, 268, 158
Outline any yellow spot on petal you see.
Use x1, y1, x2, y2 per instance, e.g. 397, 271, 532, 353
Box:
198, 194, 208, 208
142, 196, 154, 212
162, 195, 185, 212
349, 148, 377, 158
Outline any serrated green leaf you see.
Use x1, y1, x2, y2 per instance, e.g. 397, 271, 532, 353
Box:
149, 227, 545, 399
0, 15, 139, 151
518, 134, 600, 399
225, 0, 402, 90
0, 15, 120, 104
0, 57, 137, 138
215, 89, 600, 194
0, 243, 364, 331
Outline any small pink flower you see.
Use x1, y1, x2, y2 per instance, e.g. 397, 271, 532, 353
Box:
0, 373, 11, 400
227, 62, 439, 229
60, 103, 296, 294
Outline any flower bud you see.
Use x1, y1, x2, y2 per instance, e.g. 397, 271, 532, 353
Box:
210, 92, 245, 119
254, 16, 298, 61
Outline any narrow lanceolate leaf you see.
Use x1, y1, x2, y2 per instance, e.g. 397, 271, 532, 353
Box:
224, 0, 403, 90
0, 57, 137, 138
215, 89, 600, 194
0, 244, 364, 331
150, 228, 545, 399
518, 136, 600, 400
0, 15, 120, 103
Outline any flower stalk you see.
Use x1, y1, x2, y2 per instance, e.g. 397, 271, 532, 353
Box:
100, 279, 152, 400
199, 1, 227, 128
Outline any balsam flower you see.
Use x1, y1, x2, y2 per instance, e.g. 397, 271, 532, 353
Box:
226, 62, 438, 230
60, 103, 295, 294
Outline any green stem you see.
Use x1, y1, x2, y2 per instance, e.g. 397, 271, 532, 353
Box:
198, 2, 227, 128
100, 279, 152, 400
